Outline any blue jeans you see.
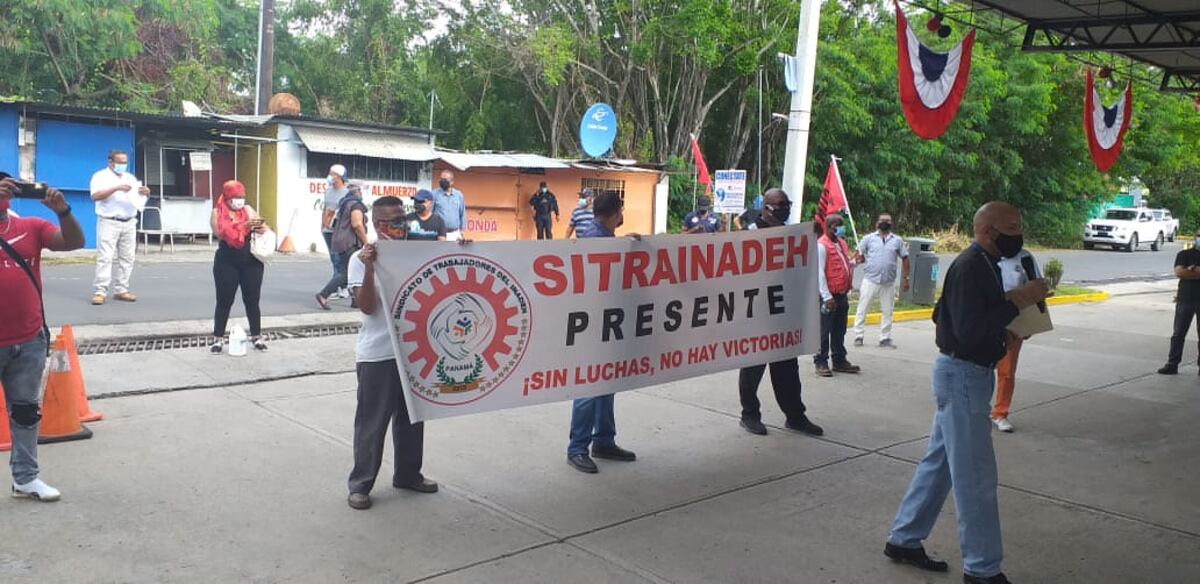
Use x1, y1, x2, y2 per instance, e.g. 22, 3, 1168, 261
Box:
567, 395, 617, 455
1, 332, 48, 485
888, 354, 1003, 578
322, 231, 340, 273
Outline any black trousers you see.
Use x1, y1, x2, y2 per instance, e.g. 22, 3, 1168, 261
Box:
535, 214, 554, 240
212, 246, 264, 337
348, 360, 425, 494
1167, 301, 1200, 366
319, 247, 355, 298
815, 293, 850, 366
739, 358, 807, 423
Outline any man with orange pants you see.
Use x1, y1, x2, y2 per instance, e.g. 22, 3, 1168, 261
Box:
991, 248, 1040, 433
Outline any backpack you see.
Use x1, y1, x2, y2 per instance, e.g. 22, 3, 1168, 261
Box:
330, 195, 367, 254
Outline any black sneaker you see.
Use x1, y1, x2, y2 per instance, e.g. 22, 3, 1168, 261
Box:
785, 415, 824, 437
963, 572, 1012, 584
209, 338, 226, 354
567, 454, 599, 473
740, 418, 768, 435
833, 361, 862, 374
592, 445, 636, 462
879, 339, 897, 349
853, 337, 864, 347
884, 543, 949, 572
1158, 364, 1179, 375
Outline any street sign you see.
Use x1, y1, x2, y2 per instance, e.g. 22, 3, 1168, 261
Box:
713, 170, 747, 214
580, 103, 617, 158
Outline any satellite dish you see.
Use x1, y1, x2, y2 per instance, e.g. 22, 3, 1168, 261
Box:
579, 103, 617, 158
181, 100, 203, 117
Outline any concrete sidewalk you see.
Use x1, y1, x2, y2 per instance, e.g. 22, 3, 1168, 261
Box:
2, 290, 1198, 583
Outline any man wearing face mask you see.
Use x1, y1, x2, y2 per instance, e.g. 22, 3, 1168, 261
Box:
321, 164, 350, 299
736, 189, 824, 437
432, 170, 466, 241
853, 213, 910, 349
529, 181, 560, 240
89, 149, 151, 305
682, 195, 721, 234
404, 190, 447, 241
566, 191, 641, 474
565, 188, 595, 239
814, 214, 859, 377
884, 202, 1050, 584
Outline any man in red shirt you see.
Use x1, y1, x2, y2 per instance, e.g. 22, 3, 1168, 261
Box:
0, 174, 85, 502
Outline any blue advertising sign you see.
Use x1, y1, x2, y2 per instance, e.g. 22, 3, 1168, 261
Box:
580, 103, 617, 158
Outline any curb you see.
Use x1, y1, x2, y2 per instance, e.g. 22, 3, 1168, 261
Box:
851, 291, 1111, 326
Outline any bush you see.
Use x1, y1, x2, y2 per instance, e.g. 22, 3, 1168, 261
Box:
931, 225, 972, 253
1043, 258, 1064, 290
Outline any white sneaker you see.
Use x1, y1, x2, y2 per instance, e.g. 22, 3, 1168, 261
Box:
331, 288, 349, 300
992, 417, 1014, 433
12, 478, 61, 502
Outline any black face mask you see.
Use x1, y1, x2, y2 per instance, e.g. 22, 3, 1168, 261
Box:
878, 222, 892, 231
995, 232, 1024, 258
769, 204, 791, 224
439, 180, 451, 190
414, 202, 428, 214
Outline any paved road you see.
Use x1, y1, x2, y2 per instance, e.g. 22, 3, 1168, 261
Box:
43, 242, 1182, 327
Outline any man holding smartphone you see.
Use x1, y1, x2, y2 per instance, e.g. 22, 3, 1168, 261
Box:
1157, 227, 1200, 375
0, 172, 85, 501
89, 150, 150, 305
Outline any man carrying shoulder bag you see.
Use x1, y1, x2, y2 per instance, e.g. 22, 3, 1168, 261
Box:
0, 172, 85, 502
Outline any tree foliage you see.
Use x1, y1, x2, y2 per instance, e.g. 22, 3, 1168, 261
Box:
1, 0, 1197, 244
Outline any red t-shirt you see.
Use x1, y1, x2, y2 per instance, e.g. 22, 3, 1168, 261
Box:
0, 216, 58, 346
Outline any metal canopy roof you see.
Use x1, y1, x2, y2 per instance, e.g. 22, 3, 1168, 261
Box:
294, 125, 438, 162
964, 0, 1200, 92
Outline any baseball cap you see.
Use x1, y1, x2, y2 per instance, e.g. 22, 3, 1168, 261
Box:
414, 189, 434, 202
329, 164, 347, 178
697, 195, 711, 210
579, 188, 594, 198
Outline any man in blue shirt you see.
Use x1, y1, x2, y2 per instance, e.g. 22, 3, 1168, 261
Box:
682, 195, 720, 234
432, 170, 466, 241
566, 191, 639, 474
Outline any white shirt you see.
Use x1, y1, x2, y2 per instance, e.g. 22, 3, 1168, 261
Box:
90, 167, 147, 219
997, 250, 1040, 293
347, 250, 396, 363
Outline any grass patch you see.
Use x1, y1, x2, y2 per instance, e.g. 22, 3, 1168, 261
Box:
41, 255, 98, 267
1055, 285, 1101, 297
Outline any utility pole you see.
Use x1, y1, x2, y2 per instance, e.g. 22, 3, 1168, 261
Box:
780, 0, 822, 223
429, 90, 438, 131
255, 0, 276, 115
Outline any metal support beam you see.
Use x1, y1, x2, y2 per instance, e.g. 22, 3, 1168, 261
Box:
1021, 12, 1200, 54
1160, 69, 1200, 93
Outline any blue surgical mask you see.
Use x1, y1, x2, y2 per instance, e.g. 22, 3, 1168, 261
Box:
578, 199, 588, 209
834, 225, 846, 238
113, 163, 128, 174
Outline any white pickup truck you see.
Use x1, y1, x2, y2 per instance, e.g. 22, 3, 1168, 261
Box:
1152, 208, 1180, 242
1083, 207, 1170, 252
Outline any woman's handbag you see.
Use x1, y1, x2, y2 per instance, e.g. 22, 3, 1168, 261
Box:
251, 228, 277, 263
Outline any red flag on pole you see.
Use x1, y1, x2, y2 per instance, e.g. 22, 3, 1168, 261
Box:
816, 157, 848, 233
689, 133, 712, 194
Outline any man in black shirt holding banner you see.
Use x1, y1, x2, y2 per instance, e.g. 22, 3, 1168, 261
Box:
885, 202, 1050, 584
1157, 229, 1200, 375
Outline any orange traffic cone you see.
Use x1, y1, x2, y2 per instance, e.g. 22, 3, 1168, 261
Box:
60, 325, 102, 422
277, 234, 296, 254
37, 334, 92, 445
0, 386, 11, 452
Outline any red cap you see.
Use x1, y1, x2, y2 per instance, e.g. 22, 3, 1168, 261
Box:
222, 180, 246, 198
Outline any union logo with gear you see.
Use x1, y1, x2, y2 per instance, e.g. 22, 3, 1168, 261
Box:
393, 254, 531, 406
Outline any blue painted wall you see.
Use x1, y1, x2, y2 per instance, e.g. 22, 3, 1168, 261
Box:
12, 119, 136, 248
0, 107, 17, 176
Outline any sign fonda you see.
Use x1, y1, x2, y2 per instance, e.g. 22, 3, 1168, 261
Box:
580, 103, 617, 158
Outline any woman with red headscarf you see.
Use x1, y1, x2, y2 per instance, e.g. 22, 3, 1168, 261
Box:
209, 180, 268, 353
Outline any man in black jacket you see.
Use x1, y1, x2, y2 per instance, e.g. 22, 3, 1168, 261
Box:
884, 202, 1049, 584
530, 181, 559, 240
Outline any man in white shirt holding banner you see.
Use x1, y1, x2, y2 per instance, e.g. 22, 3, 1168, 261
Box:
89, 149, 150, 305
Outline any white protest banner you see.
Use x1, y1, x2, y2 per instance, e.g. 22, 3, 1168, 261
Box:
372, 224, 820, 422
713, 170, 747, 214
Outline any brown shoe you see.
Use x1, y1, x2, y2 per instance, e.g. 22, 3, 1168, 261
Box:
832, 362, 861, 374
114, 292, 137, 302
815, 364, 833, 377
91, 294, 106, 305
347, 492, 372, 510
394, 477, 439, 494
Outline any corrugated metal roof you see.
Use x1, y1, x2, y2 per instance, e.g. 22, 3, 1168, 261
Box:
571, 162, 660, 174
438, 152, 572, 171
294, 125, 438, 161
